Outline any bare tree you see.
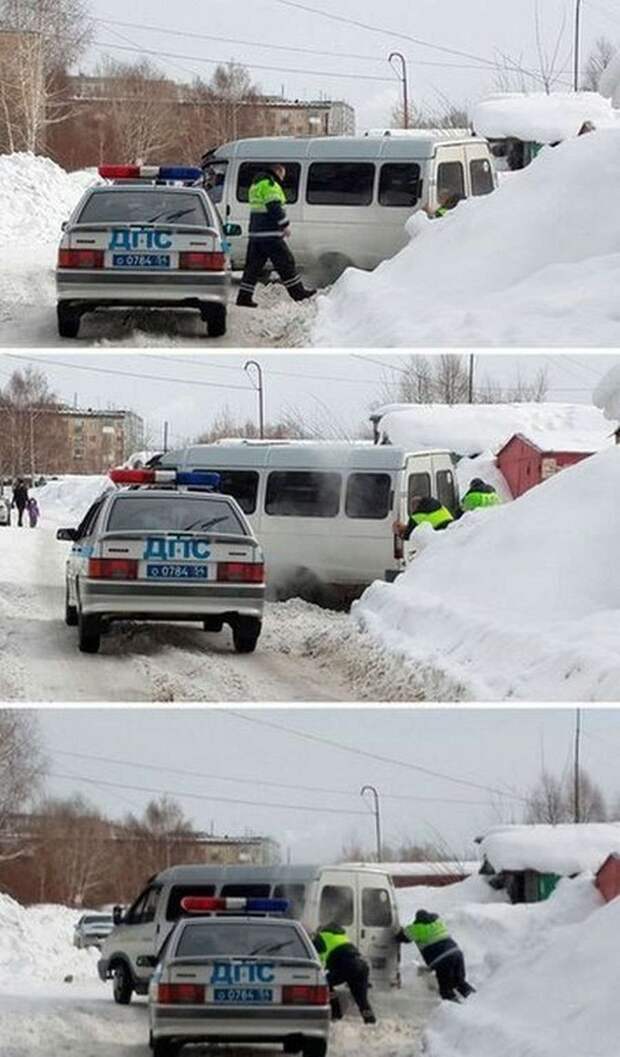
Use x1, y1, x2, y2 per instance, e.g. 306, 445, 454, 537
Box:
525, 767, 607, 824
30, 794, 110, 904
379, 356, 548, 407
195, 405, 310, 444
92, 57, 177, 163
0, 366, 67, 479
582, 36, 617, 91
0, 710, 45, 863
533, 0, 568, 94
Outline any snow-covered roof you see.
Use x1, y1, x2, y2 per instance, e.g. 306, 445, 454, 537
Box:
371, 402, 613, 457
472, 92, 617, 143
480, 824, 620, 876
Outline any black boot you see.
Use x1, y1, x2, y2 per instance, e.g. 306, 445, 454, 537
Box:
361, 1008, 376, 1024
236, 289, 258, 308
287, 281, 316, 302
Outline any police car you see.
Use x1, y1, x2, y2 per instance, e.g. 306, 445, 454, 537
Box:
148, 897, 330, 1057
56, 468, 265, 655
56, 165, 233, 339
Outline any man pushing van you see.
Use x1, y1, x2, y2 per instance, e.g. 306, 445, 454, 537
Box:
237, 164, 315, 308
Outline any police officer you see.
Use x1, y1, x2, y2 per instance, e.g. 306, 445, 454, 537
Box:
461, 477, 501, 511
11, 477, 29, 528
394, 495, 454, 540
395, 909, 475, 1002
313, 922, 376, 1024
237, 164, 314, 308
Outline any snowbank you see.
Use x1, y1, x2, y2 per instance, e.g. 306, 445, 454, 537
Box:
372, 402, 611, 456
0, 894, 99, 984
599, 55, 620, 109
472, 91, 616, 143
353, 446, 620, 700
34, 475, 112, 525
480, 823, 620, 875
0, 154, 98, 247
313, 129, 620, 347
424, 877, 617, 1057
593, 362, 620, 422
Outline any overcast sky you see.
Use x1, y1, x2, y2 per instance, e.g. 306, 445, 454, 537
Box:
2, 352, 618, 450
84, 0, 619, 130
36, 707, 620, 863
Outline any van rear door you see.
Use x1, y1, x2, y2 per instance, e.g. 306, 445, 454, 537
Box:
354, 872, 400, 987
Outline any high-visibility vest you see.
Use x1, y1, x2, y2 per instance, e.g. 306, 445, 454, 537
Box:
316, 929, 352, 967
249, 177, 287, 213
462, 490, 501, 511
404, 918, 450, 949
410, 505, 453, 530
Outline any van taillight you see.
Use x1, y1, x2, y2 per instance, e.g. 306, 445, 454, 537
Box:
282, 985, 329, 1006
88, 558, 138, 580
58, 248, 104, 269
179, 251, 226, 271
217, 562, 264, 583
158, 983, 205, 1004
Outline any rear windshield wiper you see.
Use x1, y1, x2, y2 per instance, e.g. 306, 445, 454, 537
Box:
181, 516, 231, 531
248, 940, 295, 956
146, 208, 196, 223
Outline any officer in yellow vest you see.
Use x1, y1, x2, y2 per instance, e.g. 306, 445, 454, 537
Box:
394, 495, 454, 541
461, 478, 501, 511
395, 910, 475, 1002
237, 163, 314, 308
312, 922, 376, 1023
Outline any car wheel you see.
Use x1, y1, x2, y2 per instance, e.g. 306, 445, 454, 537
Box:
152, 1040, 180, 1057
231, 616, 261, 654
112, 962, 133, 1005
57, 302, 81, 339
78, 610, 101, 653
202, 616, 224, 633
302, 1041, 327, 1057
205, 303, 227, 338
65, 584, 78, 626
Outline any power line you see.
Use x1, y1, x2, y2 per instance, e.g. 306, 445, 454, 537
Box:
225, 712, 527, 803
2, 354, 253, 392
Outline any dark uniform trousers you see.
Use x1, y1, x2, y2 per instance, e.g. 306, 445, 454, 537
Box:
326, 950, 371, 1015
434, 950, 474, 1000
239, 237, 307, 300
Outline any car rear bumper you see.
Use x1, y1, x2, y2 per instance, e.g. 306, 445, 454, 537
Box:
151, 1004, 330, 1043
79, 578, 264, 620
56, 270, 229, 306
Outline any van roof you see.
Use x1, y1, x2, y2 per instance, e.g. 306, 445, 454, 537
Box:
211, 135, 486, 163
159, 441, 452, 472
149, 863, 392, 885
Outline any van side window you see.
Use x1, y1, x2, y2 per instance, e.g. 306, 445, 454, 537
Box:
436, 469, 457, 513
379, 163, 421, 207
470, 157, 494, 196
237, 162, 300, 204
127, 886, 160, 924
265, 471, 341, 518
362, 888, 393, 927
436, 160, 465, 203
167, 885, 216, 921
274, 884, 307, 919
345, 473, 391, 519
407, 472, 431, 514
307, 163, 375, 206
319, 885, 354, 926
220, 884, 271, 898
212, 470, 259, 515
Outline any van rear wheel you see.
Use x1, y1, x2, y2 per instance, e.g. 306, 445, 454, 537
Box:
152, 1040, 179, 1057
302, 1040, 327, 1057
112, 962, 133, 1004
232, 616, 261, 653
204, 303, 227, 338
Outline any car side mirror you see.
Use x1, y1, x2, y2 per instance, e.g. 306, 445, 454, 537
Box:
136, 955, 158, 968
223, 222, 242, 237
56, 527, 77, 541
112, 905, 125, 925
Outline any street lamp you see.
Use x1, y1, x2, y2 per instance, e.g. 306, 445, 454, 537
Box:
360, 785, 382, 862
244, 360, 265, 439
388, 52, 409, 130
573, 0, 583, 92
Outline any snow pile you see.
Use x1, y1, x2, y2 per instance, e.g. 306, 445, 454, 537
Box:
353, 446, 620, 700
372, 401, 612, 456
593, 362, 620, 423
599, 54, 620, 109
34, 475, 111, 524
0, 894, 99, 984
0, 154, 98, 247
424, 877, 617, 1057
313, 129, 620, 347
481, 823, 620, 875
472, 91, 616, 143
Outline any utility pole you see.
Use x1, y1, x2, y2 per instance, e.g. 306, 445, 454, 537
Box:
360, 785, 382, 862
388, 52, 409, 129
244, 360, 265, 439
573, 708, 582, 823
163, 421, 169, 453
573, 0, 583, 92
467, 354, 475, 403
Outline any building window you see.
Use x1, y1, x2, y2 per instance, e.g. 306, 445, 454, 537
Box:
378, 163, 421, 207
470, 157, 494, 196
306, 162, 375, 206
265, 471, 341, 517
345, 473, 391, 519
237, 162, 301, 204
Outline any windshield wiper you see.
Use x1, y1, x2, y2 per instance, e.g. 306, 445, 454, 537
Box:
181, 516, 230, 532
146, 208, 196, 223
248, 940, 294, 956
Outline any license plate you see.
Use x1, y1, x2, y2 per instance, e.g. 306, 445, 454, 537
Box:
214, 988, 273, 1003
146, 563, 210, 579
112, 253, 170, 268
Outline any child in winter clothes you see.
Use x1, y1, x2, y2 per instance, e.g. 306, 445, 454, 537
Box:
26, 497, 40, 527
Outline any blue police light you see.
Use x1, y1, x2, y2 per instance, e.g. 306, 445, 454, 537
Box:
176, 471, 221, 489
158, 166, 203, 182
245, 899, 289, 914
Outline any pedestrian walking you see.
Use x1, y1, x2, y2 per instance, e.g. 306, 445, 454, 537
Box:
393, 495, 454, 541
237, 164, 315, 307
313, 922, 376, 1024
395, 910, 475, 1003
26, 496, 40, 527
11, 478, 29, 527
461, 478, 501, 511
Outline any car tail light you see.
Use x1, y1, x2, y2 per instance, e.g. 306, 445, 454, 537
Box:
179, 251, 226, 271
58, 248, 104, 269
157, 983, 205, 1005
393, 532, 403, 560
282, 985, 329, 1006
217, 562, 264, 583
88, 558, 138, 580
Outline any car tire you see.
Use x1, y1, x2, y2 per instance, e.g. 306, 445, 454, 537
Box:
205, 303, 227, 338
152, 1040, 179, 1057
78, 610, 101, 653
302, 1041, 328, 1057
202, 616, 224, 633
112, 962, 133, 1005
57, 302, 81, 339
65, 585, 78, 627
231, 616, 261, 654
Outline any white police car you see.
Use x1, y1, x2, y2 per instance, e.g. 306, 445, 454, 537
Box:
56, 468, 265, 654
148, 897, 330, 1057
56, 165, 236, 339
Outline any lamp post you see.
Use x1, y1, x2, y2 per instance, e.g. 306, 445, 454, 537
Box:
388, 52, 409, 129
244, 360, 265, 439
573, 0, 583, 92
360, 785, 382, 862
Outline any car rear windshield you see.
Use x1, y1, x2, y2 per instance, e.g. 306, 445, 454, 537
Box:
84, 915, 112, 924
175, 923, 309, 959
106, 497, 245, 534
77, 190, 209, 227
